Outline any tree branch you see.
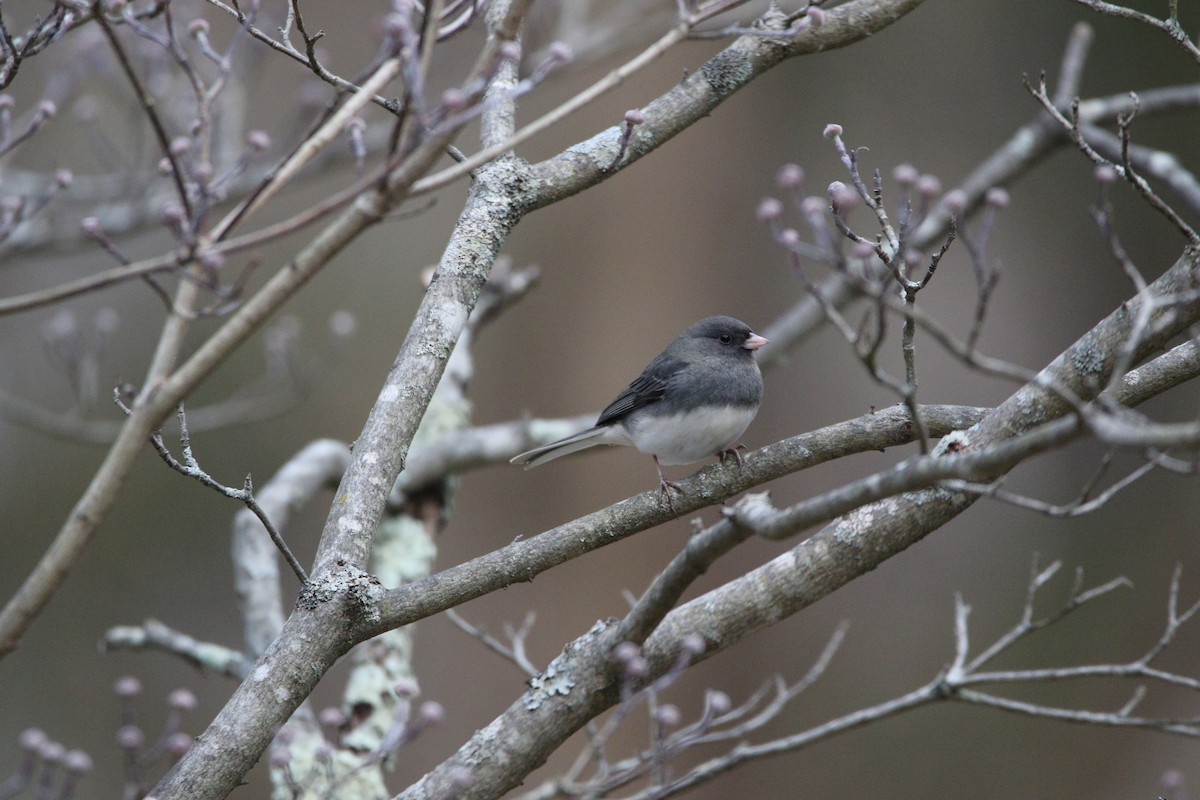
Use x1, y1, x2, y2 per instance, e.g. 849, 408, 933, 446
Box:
391, 249, 1200, 799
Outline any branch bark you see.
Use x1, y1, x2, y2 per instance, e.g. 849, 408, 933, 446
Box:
141, 3, 929, 796
394, 247, 1200, 799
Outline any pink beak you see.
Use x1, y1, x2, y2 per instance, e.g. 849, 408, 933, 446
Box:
743, 333, 768, 351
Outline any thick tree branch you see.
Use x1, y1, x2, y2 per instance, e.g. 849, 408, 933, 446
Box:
373, 404, 987, 635
150, 2, 539, 790
524, 0, 925, 208
394, 249, 1200, 799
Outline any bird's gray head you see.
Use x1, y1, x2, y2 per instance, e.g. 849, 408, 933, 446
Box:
679, 316, 768, 355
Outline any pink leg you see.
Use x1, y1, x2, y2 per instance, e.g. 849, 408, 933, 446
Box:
654, 455, 682, 516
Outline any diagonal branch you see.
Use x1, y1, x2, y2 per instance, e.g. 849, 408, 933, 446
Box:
393, 248, 1200, 799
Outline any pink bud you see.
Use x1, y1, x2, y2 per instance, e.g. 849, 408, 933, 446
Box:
655, 704, 681, 727
419, 701, 445, 725
756, 197, 783, 223
39, 741, 65, 763
942, 189, 968, 215
318, 707, 345, 729
708, 690, 732, 714
624, 656, 649, 679
246, 129, 271, 151
440, 88, 466, 111
548, 42, 573, 63
64, 750, 93, 775
19, 729, 47, 753
168, 688, 198, 711
159, 203, 185, 227
892, 163, 918, 188
166, 732, 192, 759
916, 174, 942, 199
680, 634, 705, 656
329, 310, 358, 338
827, 181, 857, 212
800, 196, 826, 216
776, 163, 804, 189
116, 725, 145, 750
612, 642, 640, 665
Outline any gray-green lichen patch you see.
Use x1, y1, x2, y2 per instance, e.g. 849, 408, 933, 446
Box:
524, 662, 575, 711
1070, 343, 1107, 378
297, 565, 384, 624
523, 620, 613, 711
700, 49, 754, 99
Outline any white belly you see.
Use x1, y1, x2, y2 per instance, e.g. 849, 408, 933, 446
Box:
625, 405, 757, 465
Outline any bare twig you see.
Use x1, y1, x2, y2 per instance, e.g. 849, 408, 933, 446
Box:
210, 57, 401, 240
1072, 0, 1200, 63
614, 563, 1199, 800
103, 618, 252, 680
92, 3, 195, 225
445, 609, 539, 678
1024, 74, 1200, 247
137, 402, 309, 584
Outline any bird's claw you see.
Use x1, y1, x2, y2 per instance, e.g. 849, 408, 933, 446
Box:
658, 475, 683, 517
717, 444, 748, 469
653, 455, 683, 517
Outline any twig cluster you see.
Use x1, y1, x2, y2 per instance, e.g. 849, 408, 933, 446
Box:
0, 729, 91, 800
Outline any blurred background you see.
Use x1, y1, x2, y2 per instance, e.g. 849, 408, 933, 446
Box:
1, 0, 1199, 797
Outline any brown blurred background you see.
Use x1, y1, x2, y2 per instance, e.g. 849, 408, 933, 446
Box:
1, 1, 1199, 797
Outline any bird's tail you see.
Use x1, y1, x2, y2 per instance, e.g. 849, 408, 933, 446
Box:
510, 426, 615, 469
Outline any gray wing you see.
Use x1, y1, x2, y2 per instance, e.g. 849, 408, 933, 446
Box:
595, 353, 686, 426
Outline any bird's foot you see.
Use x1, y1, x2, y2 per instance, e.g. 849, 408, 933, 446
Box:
658, 475, 683, 516
654, 456, 683, 517
717, 444, 748, 468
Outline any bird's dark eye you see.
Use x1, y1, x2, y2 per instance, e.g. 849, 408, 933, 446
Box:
719, 333, 733, 344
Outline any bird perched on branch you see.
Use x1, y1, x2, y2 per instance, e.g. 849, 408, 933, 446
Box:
511, 315, 767, 511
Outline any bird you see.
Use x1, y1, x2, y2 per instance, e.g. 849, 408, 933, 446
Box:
511, 316, 767, 511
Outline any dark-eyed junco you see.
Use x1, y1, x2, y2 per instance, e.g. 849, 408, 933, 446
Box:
511, 316, 767, 509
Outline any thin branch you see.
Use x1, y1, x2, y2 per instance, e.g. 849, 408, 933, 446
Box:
139, 403, 309, 584
209, 57, 401, 241
1024, 75, 1200, 246
91, 3, 194, 224
1072, 0, 1200, 63
103, 618, 252, 680
940, 456, 1158, 518
614, 493, 772, 646
605, 562, 1200, 800
445, 609, 539, 678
